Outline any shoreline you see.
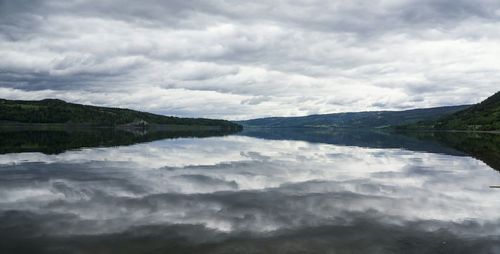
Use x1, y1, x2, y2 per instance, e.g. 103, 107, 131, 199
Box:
239, 125, 500, 134
0, 122, 242, 132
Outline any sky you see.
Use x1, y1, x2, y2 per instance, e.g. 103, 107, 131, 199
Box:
0, 0, 499, 120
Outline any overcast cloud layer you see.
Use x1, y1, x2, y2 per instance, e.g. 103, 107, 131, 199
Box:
1, 0, 500, 119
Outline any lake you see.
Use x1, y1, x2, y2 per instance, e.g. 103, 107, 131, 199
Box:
0, 128, 499, 253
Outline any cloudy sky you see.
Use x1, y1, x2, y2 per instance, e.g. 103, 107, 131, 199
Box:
1, 0, 499, 119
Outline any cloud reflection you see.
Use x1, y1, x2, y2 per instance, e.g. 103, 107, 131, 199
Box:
0, 135, 499, 252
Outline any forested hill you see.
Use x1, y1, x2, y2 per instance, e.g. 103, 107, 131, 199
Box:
0, 98, 242, 129
238, 105, 470, 129
400, 91, 500, 131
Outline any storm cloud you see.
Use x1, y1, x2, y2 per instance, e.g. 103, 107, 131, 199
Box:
1, 0, 500, 119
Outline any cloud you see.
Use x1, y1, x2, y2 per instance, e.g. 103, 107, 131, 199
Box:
0, 0, 499, 119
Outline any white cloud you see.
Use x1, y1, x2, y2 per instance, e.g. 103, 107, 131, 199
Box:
0, 0, 499, 119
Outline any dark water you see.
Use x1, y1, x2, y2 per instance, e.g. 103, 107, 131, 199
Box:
0, 128, 499, 253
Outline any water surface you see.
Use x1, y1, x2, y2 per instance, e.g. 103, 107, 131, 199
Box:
0, 128, 499, 253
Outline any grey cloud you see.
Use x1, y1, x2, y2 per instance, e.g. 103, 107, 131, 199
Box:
1, 0, 500, 118
240, 96, 272, 105
33, 0, 499, 34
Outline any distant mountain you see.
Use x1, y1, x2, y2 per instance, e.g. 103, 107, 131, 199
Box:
0, 98, 242, 130
399, 91, 500, 131
238, 105, 471, 129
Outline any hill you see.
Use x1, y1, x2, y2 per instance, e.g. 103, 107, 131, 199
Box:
399, 91, 500, 131
238, 105, 471, 129
0, 98, 242, 130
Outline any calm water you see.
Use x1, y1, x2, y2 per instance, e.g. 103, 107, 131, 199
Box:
0, 128, 499, 253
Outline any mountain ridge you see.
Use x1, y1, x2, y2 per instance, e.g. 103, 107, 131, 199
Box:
238, 105, 471, 129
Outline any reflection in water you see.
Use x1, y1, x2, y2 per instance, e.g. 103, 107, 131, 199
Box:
0, 126, 240, 154
240, 128, 465, 155
401, 131, 500, 172
0, 129, 499, 253
242, 128, 500, 172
